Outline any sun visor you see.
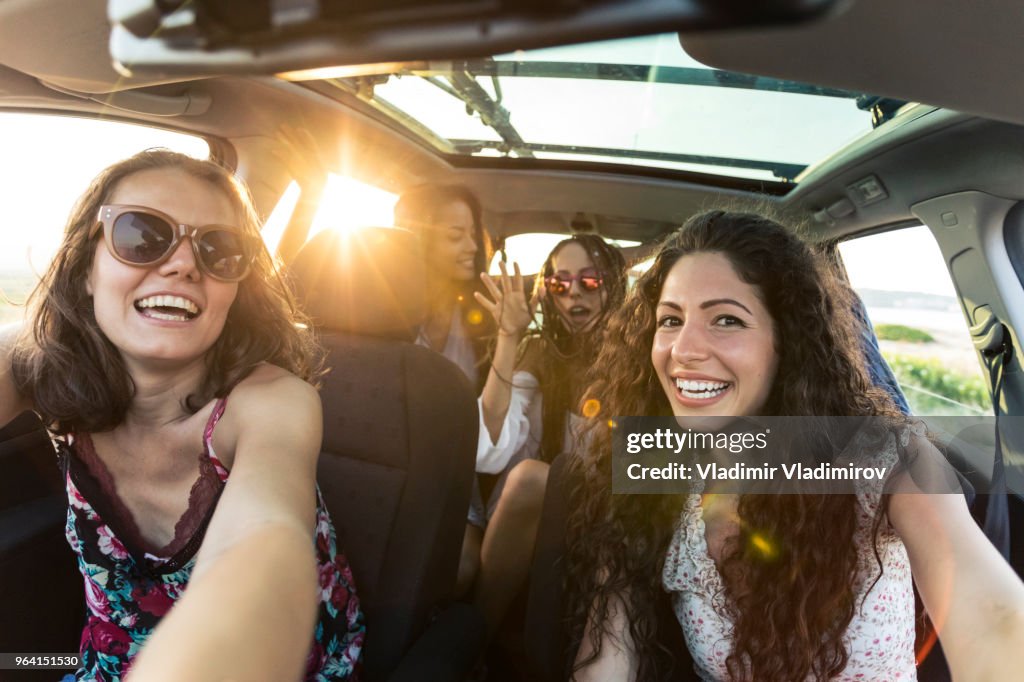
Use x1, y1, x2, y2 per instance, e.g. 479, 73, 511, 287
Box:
0, 0, 206, 93
106, 0, 842, 78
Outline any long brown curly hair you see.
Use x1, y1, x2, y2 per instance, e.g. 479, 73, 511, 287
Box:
564, 211, 902, 681
12, 149, 321, 435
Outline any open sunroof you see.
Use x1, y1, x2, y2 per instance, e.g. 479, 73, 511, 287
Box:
300, 33, 906, 183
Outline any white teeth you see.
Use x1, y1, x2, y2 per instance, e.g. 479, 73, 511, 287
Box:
675, 378, 729, 399
135, 295, 199, 315
676, 379, 728, 392
147, 311, 188, 322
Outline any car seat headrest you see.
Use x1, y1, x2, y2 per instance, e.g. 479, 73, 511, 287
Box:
290, 226, 427, 340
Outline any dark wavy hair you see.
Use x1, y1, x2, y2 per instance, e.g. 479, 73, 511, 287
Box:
523, 234, 627, 461
564, 211, 902, 681
394, 183, 495, 391
12, 149, 321, 435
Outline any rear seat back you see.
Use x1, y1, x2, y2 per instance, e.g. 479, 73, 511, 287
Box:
291, 227, 481, 681
0, 411, 83, 671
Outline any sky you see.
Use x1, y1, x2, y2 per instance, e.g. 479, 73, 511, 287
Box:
0, 114, 209, 275
375, 33, 872, 181
837, 226, 956, 298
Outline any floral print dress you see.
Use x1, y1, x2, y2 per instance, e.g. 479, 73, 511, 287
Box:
662, 432, 916, 681
61, 397, 365, 681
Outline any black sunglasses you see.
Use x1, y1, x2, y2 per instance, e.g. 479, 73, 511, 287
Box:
92, 205, 257, 283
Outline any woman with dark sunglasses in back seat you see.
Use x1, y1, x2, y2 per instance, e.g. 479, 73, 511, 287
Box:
0, 150, 363, 681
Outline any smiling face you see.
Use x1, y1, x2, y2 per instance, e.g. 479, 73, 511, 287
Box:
651, 252, 779, 417
86, 168, 240, 373
548, 241, 607, 331
423, 198, 479, 282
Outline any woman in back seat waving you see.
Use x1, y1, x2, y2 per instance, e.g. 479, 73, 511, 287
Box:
0, 150, 363, 681
472, 234, 627, 637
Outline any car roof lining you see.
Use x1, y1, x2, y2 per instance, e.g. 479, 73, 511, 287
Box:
3, 0, 1024, 247
681, 0, 1024, 127
6, 0, 1024, 127
5, 60, 1023, 249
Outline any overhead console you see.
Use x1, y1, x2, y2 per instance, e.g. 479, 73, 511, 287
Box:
783, 111, 1024, 238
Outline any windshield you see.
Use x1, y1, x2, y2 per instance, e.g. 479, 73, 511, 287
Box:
299, 33, 903, 183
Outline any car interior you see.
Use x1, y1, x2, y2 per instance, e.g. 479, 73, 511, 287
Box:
1, 0, 1023, 680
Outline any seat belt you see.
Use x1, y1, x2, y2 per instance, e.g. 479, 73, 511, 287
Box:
982, 325, 1013, 561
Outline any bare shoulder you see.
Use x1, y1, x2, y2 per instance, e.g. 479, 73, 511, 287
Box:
519, 334, 544, 356
230, 364, 320, 414
0, 321, 31, 427
886, 428, 973, 543
516, 335, 546, 377
886, 424, 965, 499
214, 364, 322, 468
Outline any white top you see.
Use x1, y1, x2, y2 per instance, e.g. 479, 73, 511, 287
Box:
662, 435, 917, 681
476, 370, 542, 474
475, 369, 586, 474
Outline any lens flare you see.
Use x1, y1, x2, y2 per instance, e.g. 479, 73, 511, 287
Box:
582, 399, 601, 418
749, 532, 778, 560
467, 309, 484, 325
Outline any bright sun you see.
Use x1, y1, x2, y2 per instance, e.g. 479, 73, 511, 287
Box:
262, 175, 398, 254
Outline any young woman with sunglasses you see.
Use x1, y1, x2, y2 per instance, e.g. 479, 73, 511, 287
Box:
471, 234, 627, 636
564, 211, 1024, 682
0, 150, 363, 681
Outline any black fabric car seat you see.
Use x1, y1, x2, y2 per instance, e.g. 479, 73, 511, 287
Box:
523, 452, 698, 682
290, 226, 483, 682
522, 451, 574, 681
0, 411, 84, 681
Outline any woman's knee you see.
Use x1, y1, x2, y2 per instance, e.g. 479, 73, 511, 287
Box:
501, 459, 550, 514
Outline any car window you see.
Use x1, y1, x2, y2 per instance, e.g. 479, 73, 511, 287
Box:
490, 233, 640, 274
263, 175, 398, 255
0, 114, 208, 324
838, 225, 992, 415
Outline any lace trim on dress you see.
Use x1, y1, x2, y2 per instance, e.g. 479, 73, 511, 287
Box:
69, 398, 229, 560
662, 429, 917, 681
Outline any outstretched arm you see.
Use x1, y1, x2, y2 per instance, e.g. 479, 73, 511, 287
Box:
0, 323, 32, 429
129, 367, 324, 682
890, 438, 1024, 682
126, 524, 318, 682
573, 591, 639, 682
